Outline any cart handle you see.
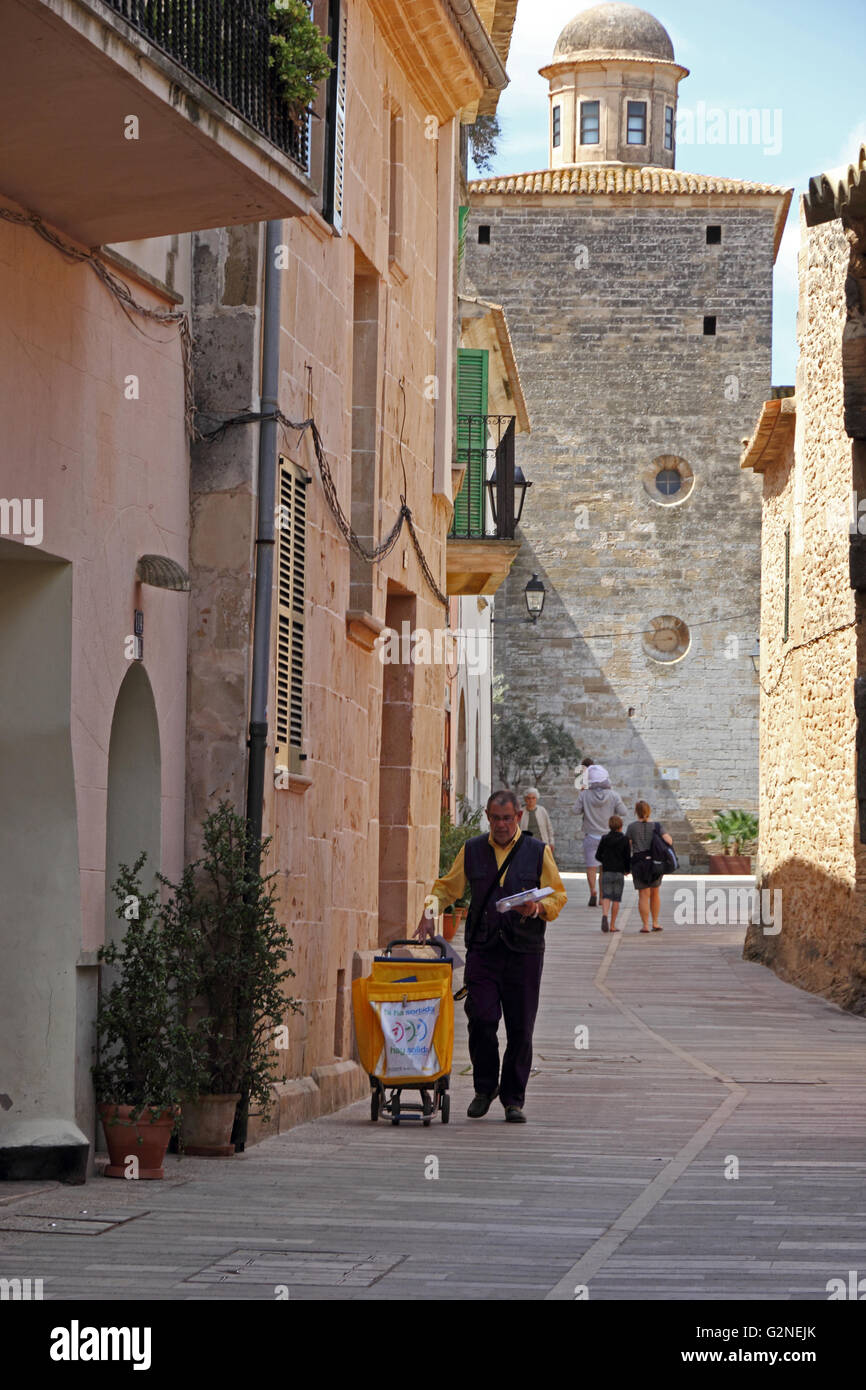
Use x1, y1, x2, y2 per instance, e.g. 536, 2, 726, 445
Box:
378, 938, 449, 959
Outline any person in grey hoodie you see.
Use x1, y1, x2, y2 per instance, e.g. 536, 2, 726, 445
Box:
577, 765, 628, 907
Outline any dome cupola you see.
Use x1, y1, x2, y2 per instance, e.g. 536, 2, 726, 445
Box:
554, 4, 675, 62
540, 4, 689, 171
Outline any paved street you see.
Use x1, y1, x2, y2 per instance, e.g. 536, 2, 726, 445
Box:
3, 875, 866, 1302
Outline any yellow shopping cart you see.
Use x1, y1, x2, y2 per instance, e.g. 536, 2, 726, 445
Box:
352, 938, 454, 1125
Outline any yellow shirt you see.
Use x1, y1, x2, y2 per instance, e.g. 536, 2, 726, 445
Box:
432, 830, 567, 922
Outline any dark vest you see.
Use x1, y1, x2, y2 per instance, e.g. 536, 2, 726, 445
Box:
464, 833, 548, 954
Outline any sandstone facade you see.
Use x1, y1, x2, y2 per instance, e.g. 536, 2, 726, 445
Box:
186, 0, 496, 1140
743, 204, 866, 1012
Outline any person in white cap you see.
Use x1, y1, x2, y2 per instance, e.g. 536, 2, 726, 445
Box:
576, 764, 628, 907
520, 788, 554, 848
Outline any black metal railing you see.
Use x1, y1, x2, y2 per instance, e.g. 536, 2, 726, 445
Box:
104, 0, 310, 171
450, 415, 518, 541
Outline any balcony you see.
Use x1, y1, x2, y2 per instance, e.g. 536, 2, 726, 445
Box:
446, 415, 523, 596
0, 0, 317, 245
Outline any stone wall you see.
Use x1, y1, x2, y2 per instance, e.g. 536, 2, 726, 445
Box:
188, 0, 452, 1138
465, 198, 774, 867
744, 211, 866, 1013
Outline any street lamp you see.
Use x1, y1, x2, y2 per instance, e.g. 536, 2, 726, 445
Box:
486, 465, 532, 527
749, 638, 760, 674
524, 573, 546, 623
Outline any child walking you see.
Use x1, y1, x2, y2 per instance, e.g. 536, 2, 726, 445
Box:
595, 815, 631, 933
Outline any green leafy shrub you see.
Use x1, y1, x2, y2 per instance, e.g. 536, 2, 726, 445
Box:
269, 0, 333, 115
165, 803, 298, 1119
92, 856, 202, 1120
93, 804, 298, 1130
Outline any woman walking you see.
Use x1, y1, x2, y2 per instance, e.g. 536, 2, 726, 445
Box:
520, 788, 555, 848
626, 801, 674, 933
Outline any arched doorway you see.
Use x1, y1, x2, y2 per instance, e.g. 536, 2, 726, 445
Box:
104, 663, 161, 948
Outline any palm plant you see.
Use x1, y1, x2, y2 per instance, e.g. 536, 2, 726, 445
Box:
729, 810, 759, 854
707, 811, 737, 854
707, 810, 758, 855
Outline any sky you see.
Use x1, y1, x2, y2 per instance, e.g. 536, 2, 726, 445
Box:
474, 0, 865, 383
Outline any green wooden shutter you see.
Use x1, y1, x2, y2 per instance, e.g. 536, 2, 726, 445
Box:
276, 456, 307, 776
453, 348, 488, 537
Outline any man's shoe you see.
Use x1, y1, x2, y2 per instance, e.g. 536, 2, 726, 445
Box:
504, 1105, 527, 1123
601, 914, 609, 932
467, 1086, 499, 1118
588, 894, 597, 907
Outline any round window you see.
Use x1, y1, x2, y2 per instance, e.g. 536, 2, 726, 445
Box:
655, 468, 682, 496
642, 615, 690, 664
642, 455, 695, 506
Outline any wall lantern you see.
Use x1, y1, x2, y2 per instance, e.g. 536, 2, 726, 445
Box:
749, 638, 760, 675
486, 465, 532, 527
136, 554, 190, 591
524, 573, 546, 623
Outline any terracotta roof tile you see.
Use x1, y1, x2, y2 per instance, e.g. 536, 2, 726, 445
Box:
469, 164, 793, 259
470, 164, 791, 199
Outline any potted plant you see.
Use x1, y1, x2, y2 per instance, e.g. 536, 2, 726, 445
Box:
268, 0, 333, 116
92, 857, 200, 1179
166, 804, 298, 1156
438, 800, 483, 939
706, 810, 758, 874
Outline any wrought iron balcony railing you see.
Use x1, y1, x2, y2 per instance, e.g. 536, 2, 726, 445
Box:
450, 415, 524, 541
104, 0, 310, 172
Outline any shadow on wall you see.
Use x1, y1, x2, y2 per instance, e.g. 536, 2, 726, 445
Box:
744, 857, 866, 1016
494, 542, 749, 870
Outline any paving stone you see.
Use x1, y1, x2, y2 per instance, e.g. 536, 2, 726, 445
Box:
1, 879, 864, 1300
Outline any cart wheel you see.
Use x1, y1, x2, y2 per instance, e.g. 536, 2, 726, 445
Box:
441, 1093, 450, 1124
371, 1089, 380, 1122
423, 1116, 432, 1126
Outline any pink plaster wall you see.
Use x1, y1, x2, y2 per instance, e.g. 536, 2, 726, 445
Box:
0, 205, 190, 951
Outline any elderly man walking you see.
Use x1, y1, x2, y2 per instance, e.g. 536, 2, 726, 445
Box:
418, 790, 567, 1123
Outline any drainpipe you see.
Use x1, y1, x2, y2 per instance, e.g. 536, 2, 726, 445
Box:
445, 0, 509, 94
235, 218, 282, 1152
245, 218, 282, 852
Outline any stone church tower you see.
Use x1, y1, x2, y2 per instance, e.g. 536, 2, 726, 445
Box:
466, 2, 792, 867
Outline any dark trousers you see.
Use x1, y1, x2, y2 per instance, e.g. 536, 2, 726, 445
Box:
463, 939, 545, 1108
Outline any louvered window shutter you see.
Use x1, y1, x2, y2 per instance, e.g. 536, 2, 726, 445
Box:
323, 0, 347, 233
453, 348, 489, 537
276, 457, 307, 777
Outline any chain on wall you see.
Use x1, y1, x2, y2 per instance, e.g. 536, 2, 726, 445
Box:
4, 204, 449, 608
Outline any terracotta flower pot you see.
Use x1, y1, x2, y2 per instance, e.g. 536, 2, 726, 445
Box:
440, 911, 457, 941
707, 854, 752, 875
98, 1103, 178, 1179
179, 1093, 241, 1157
